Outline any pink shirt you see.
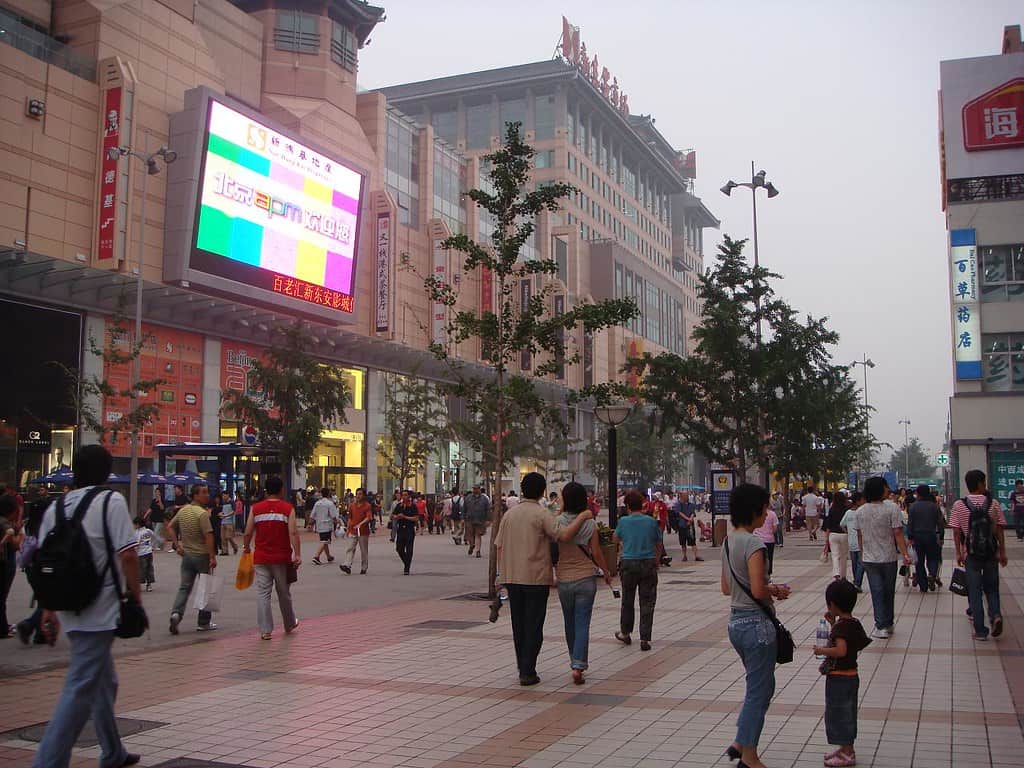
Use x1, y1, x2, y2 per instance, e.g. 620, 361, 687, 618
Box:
754, 510, 779, 544
948, 494, 1006, 534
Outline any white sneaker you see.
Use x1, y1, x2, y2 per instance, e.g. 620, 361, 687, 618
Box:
197, 623, 219, 632
871, 627, 892, 639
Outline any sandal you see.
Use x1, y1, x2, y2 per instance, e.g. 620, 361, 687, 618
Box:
824, 751, 856, 767
615, 631, 632, 645
260, 633, 272, 640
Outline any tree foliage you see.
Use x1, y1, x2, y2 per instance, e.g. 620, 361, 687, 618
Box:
584, 414, 690, 491
426, 122, 638, 595
379, 372, 447, 490
634, 235, 868, 483
220, 321, 350, 486
61, 292, 165, 446
889, 437, 937, 480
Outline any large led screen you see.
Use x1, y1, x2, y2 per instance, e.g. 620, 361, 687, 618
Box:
191, 100, 364, 313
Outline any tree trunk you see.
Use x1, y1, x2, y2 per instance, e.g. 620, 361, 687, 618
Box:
489, 371, 504, 601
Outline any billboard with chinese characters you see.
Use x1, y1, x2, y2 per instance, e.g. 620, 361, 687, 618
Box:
165, 89, 367, 322
940, 53, 1024, 183
102, 321, 204, 458
374, 211, 392, 334
949, 229, 981, 380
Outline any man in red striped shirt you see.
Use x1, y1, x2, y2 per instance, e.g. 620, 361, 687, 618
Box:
949, 469, 1008, 641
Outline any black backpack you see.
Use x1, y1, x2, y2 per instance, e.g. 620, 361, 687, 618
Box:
964, 495, 999, 561
28, 487, 110, 612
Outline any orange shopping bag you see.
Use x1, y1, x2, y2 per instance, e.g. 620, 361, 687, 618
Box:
236, 551, 254, 590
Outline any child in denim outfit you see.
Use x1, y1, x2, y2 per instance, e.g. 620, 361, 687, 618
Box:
813, 579, 871, 767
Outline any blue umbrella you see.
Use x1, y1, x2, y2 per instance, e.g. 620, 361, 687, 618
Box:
29, 469, 74, 485
137, 472, 169, 485
165, 471, 207, 487
106, 473, 130, 485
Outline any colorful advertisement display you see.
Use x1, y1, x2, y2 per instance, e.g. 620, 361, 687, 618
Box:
192, 100, 364, 313
949, 229, 981, 380
220, 342, 272, 414
102, 322, 204, 457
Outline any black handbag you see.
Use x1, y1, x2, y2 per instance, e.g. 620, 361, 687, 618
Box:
949, 566, 969, 596
724, 540, 794, 664
101, 493, 149, 639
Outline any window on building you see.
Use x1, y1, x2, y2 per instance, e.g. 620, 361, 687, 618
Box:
465, 102, 492, 149
477, 161, 497, 241
566, 110, 575, 143
982, 333, 1024, 391
432, 110, 457, 146
553, 235, 568, 284
386, 111, 420, 229
274, 10, 319, 53
534, 150, 555, 169
535, 94, 556, 140
500, 98, 525, 136
433, 143, 466, 235
330, 22, 357, 71
980, 244, 1024, 302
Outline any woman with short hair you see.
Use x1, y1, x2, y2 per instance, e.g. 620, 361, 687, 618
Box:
722, 483, 792, 768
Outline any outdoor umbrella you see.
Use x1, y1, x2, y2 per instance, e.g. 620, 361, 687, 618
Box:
165, 471, 207, 487
137, 472, 170, 485
106, 473, 130, 484
28, 469, 74, 485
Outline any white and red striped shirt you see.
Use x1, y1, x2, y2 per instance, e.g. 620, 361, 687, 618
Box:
948, 493, 1006, 535
252, 498, 294, 565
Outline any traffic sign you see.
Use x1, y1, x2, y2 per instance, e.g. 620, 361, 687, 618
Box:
936, 452, 950, 467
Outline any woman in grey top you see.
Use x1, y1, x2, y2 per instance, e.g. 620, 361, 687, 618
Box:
720, 483, 792, 768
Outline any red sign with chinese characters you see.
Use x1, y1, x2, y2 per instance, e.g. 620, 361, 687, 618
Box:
101, 321, 204, 458
480, 265, 493, 315
962, 78, 1024, 152
270, 271, 355, 313
97, 87, 122, 261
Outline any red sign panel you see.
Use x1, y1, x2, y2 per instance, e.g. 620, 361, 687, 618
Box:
270, 272, 354, 312
98, 87, 122, 261
102, 321, 204, 457
962, 78, 1024, 152
480, 265, 493, 315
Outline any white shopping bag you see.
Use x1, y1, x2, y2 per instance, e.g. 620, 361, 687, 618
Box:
194, 571, 224, 612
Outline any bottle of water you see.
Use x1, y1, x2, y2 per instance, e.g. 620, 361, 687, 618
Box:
815, 618, 830, 660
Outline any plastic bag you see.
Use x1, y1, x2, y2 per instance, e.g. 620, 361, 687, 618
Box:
236, 552, 254, 590
949, 566, 968, 596
194, 571, 223, 612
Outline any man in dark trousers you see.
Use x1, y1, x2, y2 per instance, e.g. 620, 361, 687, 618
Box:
494, 472, 592, 686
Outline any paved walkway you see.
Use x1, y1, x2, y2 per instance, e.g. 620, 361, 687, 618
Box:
2, 533, 1022, 768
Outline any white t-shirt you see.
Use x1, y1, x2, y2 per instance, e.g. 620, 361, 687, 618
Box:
858, 500, 903, 564
219, 503, 235, 524
135, 527, 155, 557
802, 493, 823, 518
38, 487, 136, 633
310, 497, 339, 533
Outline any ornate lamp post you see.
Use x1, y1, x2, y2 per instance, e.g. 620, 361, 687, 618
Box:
594, 403, 632, 527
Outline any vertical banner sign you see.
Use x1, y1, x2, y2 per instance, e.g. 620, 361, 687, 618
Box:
710, 470, 735, 518
553, 294, 565, 379
520, 278, 532, 371
97, 87, 122, 262
374, 212, 391, 334
582, 331, 593, 388
431, 241, 448, 347
480, 265, 493, 315
949, 229, 981, 380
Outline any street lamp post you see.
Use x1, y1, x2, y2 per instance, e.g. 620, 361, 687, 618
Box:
898, 419, 911, 488
452, 457, 466, 493
850, 354, 876, 435
109, 143, 177, 517
594, 403, 632, 528
722, 164, 779, 488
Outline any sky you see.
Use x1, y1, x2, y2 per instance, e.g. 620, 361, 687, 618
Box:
360, 0, 1021, 466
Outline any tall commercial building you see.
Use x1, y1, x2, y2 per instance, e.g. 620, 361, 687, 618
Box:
0, 3, 717, 497
940, 24, 1024, 499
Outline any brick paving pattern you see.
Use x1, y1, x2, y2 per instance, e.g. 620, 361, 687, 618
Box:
2, 533, 1022, 767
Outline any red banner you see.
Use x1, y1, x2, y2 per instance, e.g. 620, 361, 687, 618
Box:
102, 321, 204, 457
962, 78, 1024, 152
97, 87, 122, 262
480, 265, 493, 315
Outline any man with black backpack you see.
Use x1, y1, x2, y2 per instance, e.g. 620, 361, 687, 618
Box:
31, 444, 143, 768
950, 469, 1008, 641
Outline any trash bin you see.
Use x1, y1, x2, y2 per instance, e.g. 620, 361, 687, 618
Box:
713, 517, 729, 547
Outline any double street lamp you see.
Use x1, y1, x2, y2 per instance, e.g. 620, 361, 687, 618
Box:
594, 403, 632, 528
107, 143, 177, 515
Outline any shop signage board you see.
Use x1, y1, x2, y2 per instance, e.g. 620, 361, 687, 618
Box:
710, 469, 735, 517
949, 228, 981, 380
990, 451, 1024, 501
374, 211, 392, 333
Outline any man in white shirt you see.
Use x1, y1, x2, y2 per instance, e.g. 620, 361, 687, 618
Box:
309, 487, 339, 565
34, 445, 143, 768
802, 485, 824, 541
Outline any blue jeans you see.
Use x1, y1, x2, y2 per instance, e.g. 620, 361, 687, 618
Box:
825, 674, 859, 746
966, 556, 1001, 638
33, 630, 128, 768
863, 561, 898, 631
850, 550, 864, 589
911, 533, 941, 591
557, 576, 597, 670
728, 609, 777, 748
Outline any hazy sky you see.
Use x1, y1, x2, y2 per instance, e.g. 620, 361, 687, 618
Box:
361, 0, 1021, 466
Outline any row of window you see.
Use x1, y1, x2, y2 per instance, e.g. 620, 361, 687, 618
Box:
614, 263, 687, 355
274, 11, 358, 72
385, 112, 420, 229
981, 243, 1024, 303
982, 333, 1024, 391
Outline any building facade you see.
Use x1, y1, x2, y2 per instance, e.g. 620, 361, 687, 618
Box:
0, 1, 718, 500
940, 24, 1024, 501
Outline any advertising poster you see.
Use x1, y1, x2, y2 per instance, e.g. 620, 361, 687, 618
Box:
102, 321, 204, 457
192, 100, 364, 313
374, 212, 391, 334
949, 229, 981, 380
220, 341, 277, 419
97, 87, 122, 263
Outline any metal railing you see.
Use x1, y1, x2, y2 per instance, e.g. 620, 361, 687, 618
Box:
0, 6, 97, 82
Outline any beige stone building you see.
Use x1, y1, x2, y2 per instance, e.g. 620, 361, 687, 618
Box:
0, 0, 718, 497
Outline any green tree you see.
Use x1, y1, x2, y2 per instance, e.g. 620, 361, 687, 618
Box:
889, 437, 937, 480
427, 122, 637, 595
380, 372, 447, 490
585, 415, 690, 491
62, 292, 165, 449
220, 321, 350, 490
